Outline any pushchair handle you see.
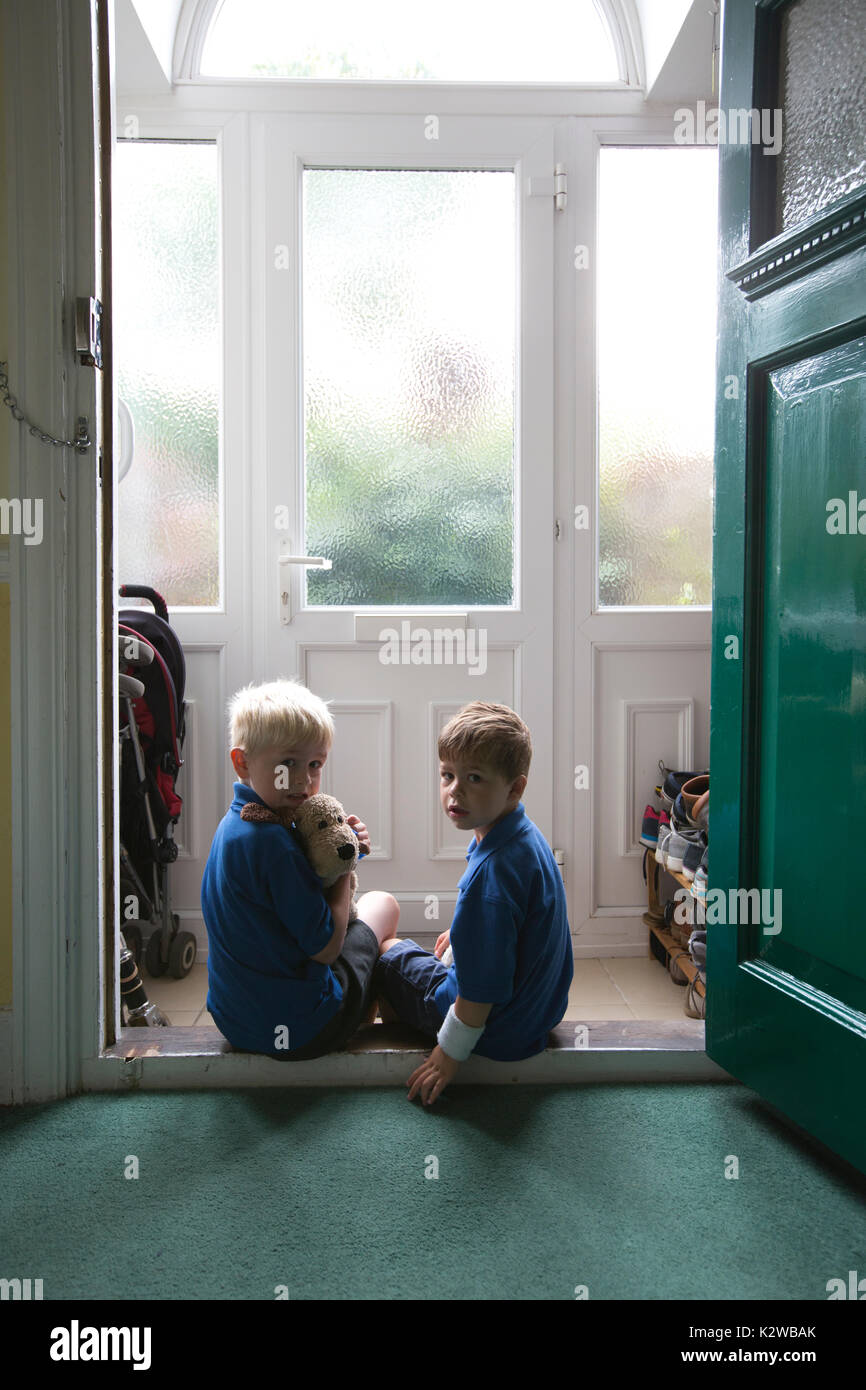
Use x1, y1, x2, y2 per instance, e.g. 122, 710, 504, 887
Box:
119, 585, 169, 624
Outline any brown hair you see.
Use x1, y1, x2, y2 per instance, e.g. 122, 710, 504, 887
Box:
438, 702, 532, 784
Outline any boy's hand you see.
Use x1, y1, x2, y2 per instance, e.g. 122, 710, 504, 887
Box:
346, 815, 371, 857
433, 930, 451, 959
406, 1045, 459, 1106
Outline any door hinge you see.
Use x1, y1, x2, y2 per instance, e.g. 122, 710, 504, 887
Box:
527, 163, 567, 211
554, 164, 567, 210
554, 848, 565, 880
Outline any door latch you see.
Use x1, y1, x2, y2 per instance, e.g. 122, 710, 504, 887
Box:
75, 297, 103, 369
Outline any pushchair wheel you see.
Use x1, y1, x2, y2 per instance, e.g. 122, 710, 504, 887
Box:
121, 922, 143, 967
169, 931, 197, 979
145, 930, 168, 978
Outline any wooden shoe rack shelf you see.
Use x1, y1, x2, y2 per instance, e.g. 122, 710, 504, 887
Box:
643, 848, 706, 1009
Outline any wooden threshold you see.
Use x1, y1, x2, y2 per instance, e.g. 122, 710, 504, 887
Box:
107, 1018, 708, 1060
80, 1017, 733, 1090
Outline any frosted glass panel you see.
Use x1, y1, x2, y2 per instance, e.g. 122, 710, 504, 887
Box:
597, 147, 718, 607
302, 169, 515, 606
113, 142, 219, 608
776, 0, 866, 233
202, 0, 618, 81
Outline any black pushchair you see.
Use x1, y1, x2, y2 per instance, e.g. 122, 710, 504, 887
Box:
118, 584, 196, 981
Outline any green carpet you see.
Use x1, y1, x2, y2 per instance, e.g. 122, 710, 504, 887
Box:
2, 1084, 865, 1300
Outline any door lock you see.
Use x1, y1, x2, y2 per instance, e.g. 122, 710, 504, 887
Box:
75, 297, 103, 369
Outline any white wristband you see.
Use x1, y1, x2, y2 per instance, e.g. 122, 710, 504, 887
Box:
437, 1003, 485, 1062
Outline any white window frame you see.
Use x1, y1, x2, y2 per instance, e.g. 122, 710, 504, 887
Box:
591, 127, 718, 614
172, 0, 646, 91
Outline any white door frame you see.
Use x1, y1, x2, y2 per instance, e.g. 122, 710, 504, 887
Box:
4, 0, 108, 1103
553, 114, 713, 954
4, 25, 712, 1098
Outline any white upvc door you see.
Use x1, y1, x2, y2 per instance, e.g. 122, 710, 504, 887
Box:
115, 97, 714, 973
245, 113, 559, 937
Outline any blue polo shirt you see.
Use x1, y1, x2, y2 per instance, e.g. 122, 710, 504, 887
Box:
433, 803, 573, 1061
201, 781, 342, 1055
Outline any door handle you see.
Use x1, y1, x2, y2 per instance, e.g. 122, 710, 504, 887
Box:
278, 555, 332, 567
278, 551, 332, 626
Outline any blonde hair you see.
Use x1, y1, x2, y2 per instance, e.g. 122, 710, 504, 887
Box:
438, 702, 532, 784
228, 680, 334, 759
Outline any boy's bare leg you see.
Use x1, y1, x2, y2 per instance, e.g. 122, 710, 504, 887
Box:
355, 893, 401, 1025
356, 891, 400, 949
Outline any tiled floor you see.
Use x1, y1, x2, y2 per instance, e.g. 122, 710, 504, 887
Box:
138, 953, 696, 1027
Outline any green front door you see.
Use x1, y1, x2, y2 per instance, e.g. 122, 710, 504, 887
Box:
709, 0, 866, 1173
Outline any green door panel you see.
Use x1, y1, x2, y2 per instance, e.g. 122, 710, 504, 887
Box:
758, 340, 866, 988
707, 0, 866, 1174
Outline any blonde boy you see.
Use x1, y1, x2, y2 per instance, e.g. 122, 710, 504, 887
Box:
201, 679, 399, 1059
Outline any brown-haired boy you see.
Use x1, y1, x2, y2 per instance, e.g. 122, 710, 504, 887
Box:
373, 701, 573, 1105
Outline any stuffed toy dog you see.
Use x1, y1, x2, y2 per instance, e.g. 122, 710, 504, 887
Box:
290, 793, 360, 922
240, 791, 360, 921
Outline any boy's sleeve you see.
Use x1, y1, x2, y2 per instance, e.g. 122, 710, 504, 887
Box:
264, 837, 335, 958
451, 879, 519, 1003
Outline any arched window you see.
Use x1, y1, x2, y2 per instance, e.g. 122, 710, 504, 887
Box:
192, 0, 628, 83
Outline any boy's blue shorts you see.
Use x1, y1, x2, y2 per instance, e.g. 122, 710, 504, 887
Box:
271, 919, 379, 1061
372, 939, 449, 1040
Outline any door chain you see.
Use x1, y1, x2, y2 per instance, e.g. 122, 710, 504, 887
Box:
0, 360, 91, 453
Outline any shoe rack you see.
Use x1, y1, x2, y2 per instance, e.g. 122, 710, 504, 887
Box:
643, 848, 706, 1018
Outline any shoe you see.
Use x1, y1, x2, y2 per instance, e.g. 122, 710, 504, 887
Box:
640, 804, 661, 848
671, 917, 692, 948
665, 896, 691, 946
655, 811, 672, 867
671, 791, 694, 832
684, 974, 705, 1019
665, 825, 704, 875
680, 775, 710, 822
692, 850, 708, 904
690, 790, 709, 831
656, 761, 709, 808
682, 831, 708, 881
668, 952, 690, 984
689, 929, 706, 973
